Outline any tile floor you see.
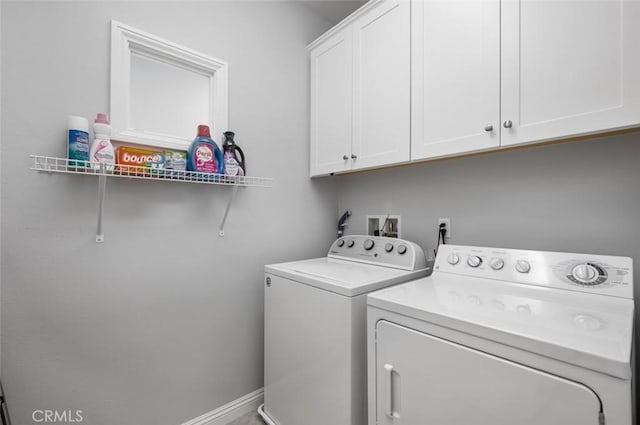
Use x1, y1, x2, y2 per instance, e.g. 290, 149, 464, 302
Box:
226, 411, 265, 425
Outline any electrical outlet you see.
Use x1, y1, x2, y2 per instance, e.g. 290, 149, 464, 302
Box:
438, 218, 451, 239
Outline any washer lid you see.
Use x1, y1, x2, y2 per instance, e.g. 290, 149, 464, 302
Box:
368, 274, 634, 379
266, 257, 429, 297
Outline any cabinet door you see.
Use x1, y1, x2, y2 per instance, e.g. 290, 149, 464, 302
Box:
351, 0, 411, 170
411, 0, 500, 160
501, 0, 640, 146
310, 29, 352, 177
375, 321, 602, 425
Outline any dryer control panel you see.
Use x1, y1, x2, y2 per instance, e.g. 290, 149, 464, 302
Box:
329, 235, 428, 271
434, 245, 633, 299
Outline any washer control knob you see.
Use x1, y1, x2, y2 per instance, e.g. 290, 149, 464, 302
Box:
384, 243, 394, 253
489, 258, 505, 270
337, 239, 345, 247
447, 253, 460, 265
467, 256, 482, 268
364, 239, 375, 251
347, 239, 355, 248
572, 264, 598, 284
515, 259, 531, 273
397, 244, 408, 255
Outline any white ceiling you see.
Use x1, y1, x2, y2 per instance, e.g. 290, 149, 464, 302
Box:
301, 0, 368, 26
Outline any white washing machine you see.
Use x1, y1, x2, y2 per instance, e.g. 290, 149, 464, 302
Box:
367, 244, 635, 425
259, 236, 429, 425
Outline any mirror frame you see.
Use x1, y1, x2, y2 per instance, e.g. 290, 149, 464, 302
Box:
110, 20, 228, 150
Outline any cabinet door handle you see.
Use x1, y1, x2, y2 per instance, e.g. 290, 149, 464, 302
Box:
351, 154, 358, 159
503, 120, 513, 128
484, 124, 494, 132
342, 155, 349, 161
384, 363, 399, 419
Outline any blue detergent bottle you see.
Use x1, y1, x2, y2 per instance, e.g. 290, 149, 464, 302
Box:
187, 125, 225, 174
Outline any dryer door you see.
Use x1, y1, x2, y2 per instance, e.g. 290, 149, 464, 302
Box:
375, 321, 601, 425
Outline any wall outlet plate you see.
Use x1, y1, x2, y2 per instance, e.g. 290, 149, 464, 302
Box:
367, 215, 401, 238
438, 217, 451, 238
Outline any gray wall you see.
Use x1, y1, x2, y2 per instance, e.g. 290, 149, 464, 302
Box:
337, 134, 640, 256
1, 2, 336, 424
337, 132, 640, 389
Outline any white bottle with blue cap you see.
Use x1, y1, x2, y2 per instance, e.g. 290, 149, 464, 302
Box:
67, 115, 89, 167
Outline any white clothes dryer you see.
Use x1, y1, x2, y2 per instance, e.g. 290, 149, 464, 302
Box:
367, 244, 635, 425
259, 236, 429, 425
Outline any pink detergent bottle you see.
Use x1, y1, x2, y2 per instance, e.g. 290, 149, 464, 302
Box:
186, 125, 225, 174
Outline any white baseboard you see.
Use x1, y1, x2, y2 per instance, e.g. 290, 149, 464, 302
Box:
181, 388, 264, 425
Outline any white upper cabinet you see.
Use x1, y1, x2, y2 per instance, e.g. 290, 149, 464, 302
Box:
351, 0, 411, 171
411, 0, 500, 159
412, 0, 640, 161
309, 0, 411, 177
310, 29, 353, 176
313, 0, 640, 173
501, 0, 640, 146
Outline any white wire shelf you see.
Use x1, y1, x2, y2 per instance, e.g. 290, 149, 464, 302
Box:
30, 154, 273, 242
30, 155, 273, 188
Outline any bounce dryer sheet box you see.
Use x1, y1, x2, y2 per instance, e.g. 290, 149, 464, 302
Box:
116, 146, 166, 176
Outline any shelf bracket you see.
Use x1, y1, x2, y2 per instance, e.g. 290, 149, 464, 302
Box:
96, 164, 107, 243
219, 184, 239, 237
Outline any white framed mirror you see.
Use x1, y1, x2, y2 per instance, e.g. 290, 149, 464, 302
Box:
110, 21, 228, 150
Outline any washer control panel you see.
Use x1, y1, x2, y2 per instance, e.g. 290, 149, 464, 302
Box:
329, 235, 427, 271
434, 244, 633, 299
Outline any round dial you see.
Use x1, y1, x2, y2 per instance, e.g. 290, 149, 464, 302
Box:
384, 243, 394, 253
364, 239, 375, 251
467, 256, 482, 268
467, 255, 482, 268
489, 258, 504, 270
515, 259, 531, 273
347, 239, 355, 248
397, 244, 408, 255
447, 253, 460, 265
571, 264, 599, 284
337, 239, 345, 247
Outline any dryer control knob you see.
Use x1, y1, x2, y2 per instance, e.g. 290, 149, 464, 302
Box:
337, 239, 345, 247
347, 239, 355, 248
467, 256, 482, 268
397, 244, 408, 255
364, 239, 375, 251
515, 259, 531, 273
489, 258, 505, 270
447, 253, 460, 265
384, 243, 394, 253
572, 264, 598, 284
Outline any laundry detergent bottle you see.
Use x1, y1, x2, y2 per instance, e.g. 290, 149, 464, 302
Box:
89, 113, 115, 170
222, 131, 246, 176
187, 125, 224, 174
